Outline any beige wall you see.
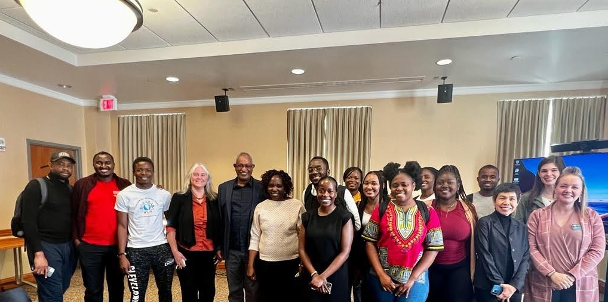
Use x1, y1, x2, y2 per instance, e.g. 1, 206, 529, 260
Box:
0, 82, 607, 280
0, 82, 87, 279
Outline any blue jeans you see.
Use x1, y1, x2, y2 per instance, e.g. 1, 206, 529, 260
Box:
368, 271, 429, 302
33, 241, 76, 302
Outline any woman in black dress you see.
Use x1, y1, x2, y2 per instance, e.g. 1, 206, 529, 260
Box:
299, 176, 355, 302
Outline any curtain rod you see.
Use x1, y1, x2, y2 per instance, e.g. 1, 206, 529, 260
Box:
118, 113, 185, 117
500, 95, 606, 102
288, 105, 372, 111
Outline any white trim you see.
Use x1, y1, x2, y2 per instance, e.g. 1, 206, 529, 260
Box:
117, 80, 608, 110
0, 73, 95, 106
0, 18, 77, 65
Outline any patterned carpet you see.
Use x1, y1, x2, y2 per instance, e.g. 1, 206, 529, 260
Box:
23, 268, 229, 302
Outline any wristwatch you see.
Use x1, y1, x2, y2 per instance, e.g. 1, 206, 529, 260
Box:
117, 252, 127, 257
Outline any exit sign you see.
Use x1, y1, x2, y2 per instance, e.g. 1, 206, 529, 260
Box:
99, 95, 118, 111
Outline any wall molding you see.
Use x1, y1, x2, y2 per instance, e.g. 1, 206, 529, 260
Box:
0, 73, 95, 106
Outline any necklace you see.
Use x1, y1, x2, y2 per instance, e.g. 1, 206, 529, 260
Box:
439, 202, 457, 218
193, 194, 204, 201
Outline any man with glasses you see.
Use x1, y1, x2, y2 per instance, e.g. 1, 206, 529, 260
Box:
218, 152, 265, 302
21, 151, 77, 301
302, 156, 361, 231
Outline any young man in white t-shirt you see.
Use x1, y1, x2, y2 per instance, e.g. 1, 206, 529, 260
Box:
115, 157, 173, 302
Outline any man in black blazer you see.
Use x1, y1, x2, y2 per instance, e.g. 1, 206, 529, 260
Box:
474, 183, 530, 302
218, 152, 264, 302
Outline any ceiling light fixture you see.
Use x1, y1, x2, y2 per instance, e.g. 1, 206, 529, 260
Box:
436, 59, 452, 66
510, 56, 522, 60
166, 76, 179, 83
15, 0, 143, 49
57, 84, 71, 89
291, 68, 305, 75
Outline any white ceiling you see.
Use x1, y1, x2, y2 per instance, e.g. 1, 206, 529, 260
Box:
0, 0, 607, 107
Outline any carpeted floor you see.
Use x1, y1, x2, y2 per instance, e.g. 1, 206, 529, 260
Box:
23, 268, 229, 302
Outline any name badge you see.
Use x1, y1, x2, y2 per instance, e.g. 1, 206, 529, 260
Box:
571, 224, 581, 231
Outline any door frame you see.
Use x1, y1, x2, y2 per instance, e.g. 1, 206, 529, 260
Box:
26, 139, 82, 180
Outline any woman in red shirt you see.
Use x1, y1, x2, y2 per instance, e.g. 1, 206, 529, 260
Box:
363, 161, 444, 302
428, 165, 478, 302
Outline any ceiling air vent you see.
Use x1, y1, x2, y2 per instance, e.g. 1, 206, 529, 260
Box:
240, 76, 425, 91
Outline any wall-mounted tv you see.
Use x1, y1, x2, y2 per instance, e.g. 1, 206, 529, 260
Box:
513, 152, 608, 227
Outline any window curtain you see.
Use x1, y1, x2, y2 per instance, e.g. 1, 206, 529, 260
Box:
118, 113, 186, 194
287, 106, 372, 197
496, 99, 551, 183
550, 96, 607, 155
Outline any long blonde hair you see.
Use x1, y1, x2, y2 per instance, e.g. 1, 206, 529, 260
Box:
555, 166, 588, 215
183, 163, 217, 200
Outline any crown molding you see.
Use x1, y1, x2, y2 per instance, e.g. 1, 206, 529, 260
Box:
0, 73, 95, 106
117, 80, 608, 111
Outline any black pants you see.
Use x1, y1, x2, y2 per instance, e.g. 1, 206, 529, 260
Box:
475, 286, 522, 302
427, 259, 473, 302
176, 247, 216, 302
126, 243, 175, 302
551, 284, 576, 302
255, 258, 300, 302
77, 242, 124, 302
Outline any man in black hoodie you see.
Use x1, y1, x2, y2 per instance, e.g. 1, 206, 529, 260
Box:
22, 151, 77, 301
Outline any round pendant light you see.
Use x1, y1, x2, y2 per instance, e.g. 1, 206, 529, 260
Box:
15, 0, 143, 49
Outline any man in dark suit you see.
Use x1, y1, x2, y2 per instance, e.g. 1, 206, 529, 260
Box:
218, 152, 265, 302
473, 183, 530, 302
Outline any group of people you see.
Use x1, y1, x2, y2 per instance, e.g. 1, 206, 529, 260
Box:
19, 151, 605, 302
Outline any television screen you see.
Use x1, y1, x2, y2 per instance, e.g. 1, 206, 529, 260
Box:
513, 152, 608, 227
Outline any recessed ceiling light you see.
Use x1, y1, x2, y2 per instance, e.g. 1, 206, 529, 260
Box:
57, 84, 71, 88
166, 76, 179, 83
510, 55, 522, 60
148, 8, 158, 13
436, 59, 452, 66
291, 68, 305, 75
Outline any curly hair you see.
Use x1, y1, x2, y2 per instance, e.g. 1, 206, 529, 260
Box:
437, 165, 467, 201
260, 169, 294, 199
382, 161, 423, 190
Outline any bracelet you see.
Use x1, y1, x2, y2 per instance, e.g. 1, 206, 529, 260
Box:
117, 252, 127, 257
311, 271, 318, 277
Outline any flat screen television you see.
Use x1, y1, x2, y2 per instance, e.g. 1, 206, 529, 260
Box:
513, 152, 608, 227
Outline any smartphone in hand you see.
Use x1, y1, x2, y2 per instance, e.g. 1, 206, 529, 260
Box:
491, 284, 503, 296
47, 267, 55, 278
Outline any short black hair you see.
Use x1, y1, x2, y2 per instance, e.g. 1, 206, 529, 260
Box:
343, 167, 363, 181
93, 151, 114, 163
492, 183, 522, 201
318, 175, 338, 188
260, 169, 294, 198
132, 157, 154, 171
310, 156, 329, 170
479, 164, 499, 174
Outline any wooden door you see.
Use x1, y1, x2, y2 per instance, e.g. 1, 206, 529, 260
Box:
29, 143, 79, 185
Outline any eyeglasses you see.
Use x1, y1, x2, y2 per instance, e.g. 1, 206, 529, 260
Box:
308, 166, 325, 173
234, 164, 254, 169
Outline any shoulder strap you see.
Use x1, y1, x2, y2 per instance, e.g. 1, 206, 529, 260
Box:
415, 199, 430, 224
36, 178, 48, 207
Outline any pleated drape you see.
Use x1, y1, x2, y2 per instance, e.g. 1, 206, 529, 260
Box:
287, 106, 371, 197
496, 100, 551, 183
550, 96, 607, 155
118, 113, 186, 194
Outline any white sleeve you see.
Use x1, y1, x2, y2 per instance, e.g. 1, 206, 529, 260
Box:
342, 190, 361, 230
114, 192, 128, 213
249, 206, 261, 251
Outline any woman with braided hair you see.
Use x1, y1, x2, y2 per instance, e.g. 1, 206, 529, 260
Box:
427, 165, 479, 302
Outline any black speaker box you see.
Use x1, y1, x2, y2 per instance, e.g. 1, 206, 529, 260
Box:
214, 95, 230, 112
437, 84, 453, 103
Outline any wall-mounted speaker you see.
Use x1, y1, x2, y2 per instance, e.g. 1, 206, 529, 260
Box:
215, 95, 230, 112
437, 84, 453, 103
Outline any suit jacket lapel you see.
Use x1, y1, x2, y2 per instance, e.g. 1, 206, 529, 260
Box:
490, 213, 507, 237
